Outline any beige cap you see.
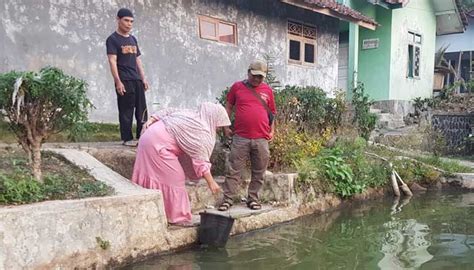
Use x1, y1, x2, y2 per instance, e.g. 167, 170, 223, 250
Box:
248, 60, 267, 78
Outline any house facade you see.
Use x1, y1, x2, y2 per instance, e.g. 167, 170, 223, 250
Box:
338, 0, 466, 115
436, 17, 474, 93
1, 0, 375, 123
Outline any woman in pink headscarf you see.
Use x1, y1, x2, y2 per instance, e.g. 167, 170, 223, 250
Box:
132, 102, 231, 226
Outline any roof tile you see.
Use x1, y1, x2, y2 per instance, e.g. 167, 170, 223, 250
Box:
302, 0, 378, 27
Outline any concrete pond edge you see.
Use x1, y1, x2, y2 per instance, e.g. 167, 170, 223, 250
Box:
0, 146, 473, 269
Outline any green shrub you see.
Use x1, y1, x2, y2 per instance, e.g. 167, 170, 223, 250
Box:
297, 147, 366, 198
392, 159, 442, 184
0, 67, 93, 181
270, 124, 327, 171
296, 138, 393, 198
320, 147, 363, 197
216, 84, 346, 171
275, 85, 345, 134
296, 156, 332, 195
352, 83, 377, 140
335, 137, 390, 188
415, 156, 472, 174
78, 182, 111, 198
0, 172, 112, 205
0, 174, 44, 204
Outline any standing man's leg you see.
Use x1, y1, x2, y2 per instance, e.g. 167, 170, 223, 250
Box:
248, 138, 270, 203
134, 80, 147, 139
222, 136, 250, 204
117, 80, 136, 142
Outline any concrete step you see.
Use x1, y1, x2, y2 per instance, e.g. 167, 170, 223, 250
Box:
375, 112, 406, 130
187, 172, 296, 212
370, 108, 382, 114
377, 112, 403, 120
201, 204, 274, 219
377, 120, 406, 130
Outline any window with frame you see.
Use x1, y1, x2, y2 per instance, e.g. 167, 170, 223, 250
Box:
407, 31, 422, 78
288, 20, 317, 65
198, 15, 237, 45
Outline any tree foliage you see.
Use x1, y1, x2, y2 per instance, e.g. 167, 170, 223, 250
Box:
0, 67, 92, 181
352, 83, 377, 140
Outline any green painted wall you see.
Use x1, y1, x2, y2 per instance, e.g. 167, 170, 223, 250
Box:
342, 0, 436, 101
389, 0, 436, 100
357, 7, 392, 100
342, 0, 390, 100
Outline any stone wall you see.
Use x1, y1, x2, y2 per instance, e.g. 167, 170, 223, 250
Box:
432, 113, 474, 154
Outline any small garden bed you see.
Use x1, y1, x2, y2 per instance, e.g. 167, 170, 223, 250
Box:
0, 119, 121, 144
0, 147, 113, 205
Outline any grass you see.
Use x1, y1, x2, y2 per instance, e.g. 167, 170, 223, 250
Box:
0, 120, 121, 144
0, 148, 114, 205
368, 145, 473, 174
415, 155, 473, 174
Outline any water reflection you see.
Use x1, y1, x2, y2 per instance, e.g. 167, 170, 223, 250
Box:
125, 192, 474, 270
390, 196, 412, 215
378, 219, 433, 269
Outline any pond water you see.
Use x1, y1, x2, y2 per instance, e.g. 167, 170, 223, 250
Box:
124, 192, 474, 270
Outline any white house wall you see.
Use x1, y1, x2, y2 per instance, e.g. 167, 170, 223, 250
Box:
0, 0, 339, 122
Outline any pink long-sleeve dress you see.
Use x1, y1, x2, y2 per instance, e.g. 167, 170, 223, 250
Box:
132, 121, 211, 224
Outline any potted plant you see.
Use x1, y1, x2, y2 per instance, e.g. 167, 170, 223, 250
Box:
433, 45, 456, 90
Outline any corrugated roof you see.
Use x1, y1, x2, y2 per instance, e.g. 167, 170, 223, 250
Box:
282, 0, 379, 30
456, 0, 469, 26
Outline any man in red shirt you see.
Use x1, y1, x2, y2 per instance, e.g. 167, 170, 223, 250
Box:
218, 61, 276, 211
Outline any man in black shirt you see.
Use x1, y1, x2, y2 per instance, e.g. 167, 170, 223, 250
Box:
106, 8, 149, 146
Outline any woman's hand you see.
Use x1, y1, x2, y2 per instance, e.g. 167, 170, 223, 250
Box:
203, 172, 221, 194
223, 126, 233, 138
207, 180, 221, 194
141, 117, 158, 135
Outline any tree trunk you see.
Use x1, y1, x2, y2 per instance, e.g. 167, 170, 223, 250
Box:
31, 142, 43, 183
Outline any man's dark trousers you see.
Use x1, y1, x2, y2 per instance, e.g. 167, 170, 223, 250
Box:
116, 80, 147, 141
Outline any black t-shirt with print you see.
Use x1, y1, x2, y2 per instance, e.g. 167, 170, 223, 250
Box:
106, 32, 142, 81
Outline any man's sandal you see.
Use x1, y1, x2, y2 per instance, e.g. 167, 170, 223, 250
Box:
247, 201, 262, 210
218, 201, 232, 211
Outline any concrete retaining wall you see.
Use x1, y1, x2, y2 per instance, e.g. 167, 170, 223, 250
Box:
0, 193, 168, 269
1, 145, 473, 269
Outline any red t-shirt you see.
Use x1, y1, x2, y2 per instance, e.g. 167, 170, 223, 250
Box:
227, 81, 276, 139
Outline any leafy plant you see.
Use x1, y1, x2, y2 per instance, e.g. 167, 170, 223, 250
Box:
96, 237, 111, 250
297, 147, 366, 198
275, 85, 346, 134
263, 53, 282, 91
270, 125, 328, 171
352, 83, 377, 140
215, 71, 347, 172
0, 150, 113, 205
434, 45, 456, 75
0, 67, 92, 181
392, 159, 442, 185
320, 148, 361, 197
0, 174, 44, 204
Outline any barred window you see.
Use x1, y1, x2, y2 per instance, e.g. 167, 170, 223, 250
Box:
288, 20, 316, 65
407, 31, 421, 78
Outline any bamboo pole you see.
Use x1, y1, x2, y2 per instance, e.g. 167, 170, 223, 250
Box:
394, 171, 413, 197
391, 170, 401, 197
365, 152, 413, 197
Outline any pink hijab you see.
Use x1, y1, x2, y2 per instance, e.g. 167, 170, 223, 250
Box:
154, 102, 230, 163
